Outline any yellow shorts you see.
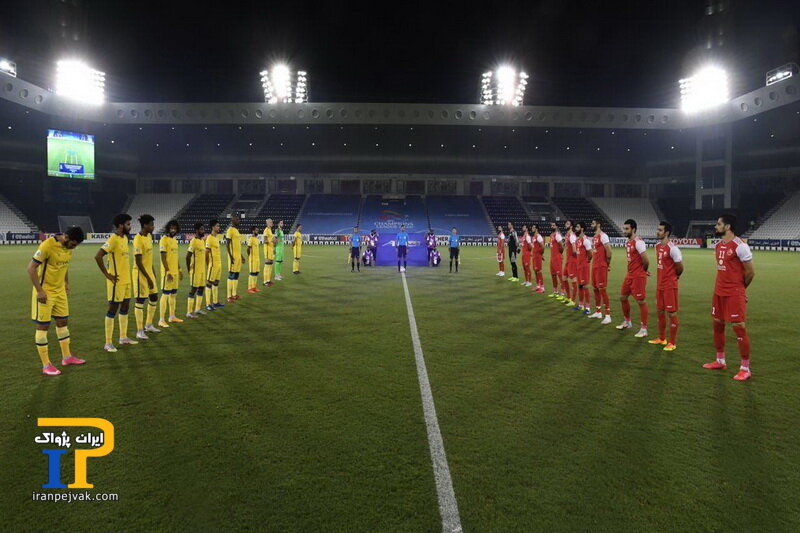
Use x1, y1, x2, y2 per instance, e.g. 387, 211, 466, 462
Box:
248, 260, 260, 274
32, 290, 69, 324
161, 271, 179, 292
106, 280, 132, 303
228, 255, 242, 273
189, 267, 205, 288
133, 270, 158, 299
264, 247, 275, 262
206, 263, 221, 283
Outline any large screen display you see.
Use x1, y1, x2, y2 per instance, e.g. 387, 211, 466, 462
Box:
47, 129, 95, 179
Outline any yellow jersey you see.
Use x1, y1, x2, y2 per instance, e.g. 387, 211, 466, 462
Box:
188, 237, 206, 277
159, 234, 180, 275
101, 233, 131, 284
225, 226, 243, 261
247, 235, 260, 269
132, 232, 155, 275
292, 231, 302, 256
262, 227, 275, 255
205, 233, 221, 267
32, 235, 73, 294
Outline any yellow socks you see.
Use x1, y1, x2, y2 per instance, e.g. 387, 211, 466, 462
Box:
195, 294, 204, 313
56, 326, 71, 358
134, 302, 145, 330
187, 295, 195, 315
118, 312, 129, 339
105, 314, 115, 344
213, 285, 219, 304
169, 293, 177, 318
205, 287, 213, 307
292, 259, 300, 272
35, 329, 50, 366
159, 293, 169, 322
146, 301, 157, 327
232, 278, 238, 297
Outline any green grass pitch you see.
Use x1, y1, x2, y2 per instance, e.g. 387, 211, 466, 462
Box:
1, 244, 798, 531
47, 137, 96, 179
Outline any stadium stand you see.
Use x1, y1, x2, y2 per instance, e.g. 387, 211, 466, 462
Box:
360, 195, 428, 232
240, 194, 306, 231
295, 194, 361, 234
522, 196, 558, 225
591, 197, 660, 237
551, 197, 621, 237
656, 197, 693, 237
425, 196, 492, 235
175, 194, 235, 231
125, 193, 195, 232
0, 193, 37, 233
481, 196, 530, 232
749, 191, 800, 239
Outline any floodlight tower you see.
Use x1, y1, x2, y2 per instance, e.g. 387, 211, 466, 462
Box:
260, 64, 309, 103
479, 65, 528, 106
678, 65, 729, 113
55, 59, 106, 105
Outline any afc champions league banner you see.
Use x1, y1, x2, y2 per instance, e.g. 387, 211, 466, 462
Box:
376, 233, 429, 267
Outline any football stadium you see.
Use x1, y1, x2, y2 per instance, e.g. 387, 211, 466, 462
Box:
1, 1, 800, 531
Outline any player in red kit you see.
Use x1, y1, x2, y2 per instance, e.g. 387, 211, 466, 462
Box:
572, 221, 593, 314
703, 214, 755, 381
531, 224, 545, 293
495, 226, 506, 277
616, 219, 650, 338
563, 220, 578, 307
589, 217, 613, 324
649, 221, 683, 351
548, 222, 566, 300
520, 225, 533, 287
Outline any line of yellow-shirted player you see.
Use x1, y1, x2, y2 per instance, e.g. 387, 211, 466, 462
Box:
28, 213, 303, 375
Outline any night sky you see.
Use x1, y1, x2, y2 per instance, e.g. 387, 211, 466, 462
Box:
0, 0, 798, 107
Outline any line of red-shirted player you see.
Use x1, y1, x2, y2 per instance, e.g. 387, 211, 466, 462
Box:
496, 214, 755, 381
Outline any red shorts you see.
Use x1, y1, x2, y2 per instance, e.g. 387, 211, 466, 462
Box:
533, 254, 543, 271
566, 260, 577, 278
591, 267, 608, 289
712, 293, 747, 322
656, 288, 679, 312
621, 275, 647, 300
577, 264, 590, 285
550, 256, 562, 275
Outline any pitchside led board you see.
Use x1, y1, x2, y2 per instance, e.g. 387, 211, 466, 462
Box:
47, 129, 95, 179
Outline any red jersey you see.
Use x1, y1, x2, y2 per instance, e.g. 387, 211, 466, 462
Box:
549, 231, 563, 260
625, 237, 648, 278
521, 234, 532, 255
574, 234, 592, 266
714, 237, 752, 296
655, 241, 683, 289
592, 231, 610, 268
496, 232, 505, 253
532, 233, 544, 257
566, 232, 578, 261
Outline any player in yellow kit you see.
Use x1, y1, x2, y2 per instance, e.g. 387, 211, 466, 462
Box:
292, 224, 303, 274
95, 213, 138, 352
132, 214, 160, 340
186, 222, 209, 318
225, 215, 243, 302
262, 218, 276, 286
205, 219, 224, 311
247, 226, 261, 293
158, 220, 183, 328
27, 227, 86, 376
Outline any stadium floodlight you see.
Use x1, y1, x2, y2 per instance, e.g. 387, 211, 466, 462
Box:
55, 60, 105, 105
679, 65, 729, 113
0, 57, 16, 77
260, 64, 309, 104
766, 63, 798, 86
479, 65, 527, 106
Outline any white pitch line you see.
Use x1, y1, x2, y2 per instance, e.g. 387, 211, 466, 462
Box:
401, 272, 463, 533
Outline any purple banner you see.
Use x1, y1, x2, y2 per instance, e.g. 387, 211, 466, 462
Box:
375, 232, 429, 267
